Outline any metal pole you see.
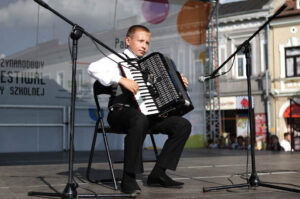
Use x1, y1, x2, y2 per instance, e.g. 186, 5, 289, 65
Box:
265, 22, 271, 147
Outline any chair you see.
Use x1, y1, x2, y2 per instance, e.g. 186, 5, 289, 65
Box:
86, 81, 159, 190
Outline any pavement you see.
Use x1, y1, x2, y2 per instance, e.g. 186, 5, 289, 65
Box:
0, 148, 300, 199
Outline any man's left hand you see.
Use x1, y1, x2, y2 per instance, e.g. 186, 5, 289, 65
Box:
181, 74, 189, 88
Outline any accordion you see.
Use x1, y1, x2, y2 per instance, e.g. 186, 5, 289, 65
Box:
120, 52, 194, 119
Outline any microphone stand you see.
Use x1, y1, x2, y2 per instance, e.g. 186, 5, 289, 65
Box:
28, 0, 135, 198
203, 3, 300, 193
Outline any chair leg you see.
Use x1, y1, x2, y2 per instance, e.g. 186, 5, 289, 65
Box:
100, 121, 118, 190
87, 119, 119, 190
149, 134, 159, 160
86, 121, 99, 182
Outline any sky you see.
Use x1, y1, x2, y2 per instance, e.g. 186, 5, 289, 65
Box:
0, 0, 144, 56
0, 0, 244, 57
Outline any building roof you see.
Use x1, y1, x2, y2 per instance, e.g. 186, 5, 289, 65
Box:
276, 0, 300, 18
219, 0, 270, 17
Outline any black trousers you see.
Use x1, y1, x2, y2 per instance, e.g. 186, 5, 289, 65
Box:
107, 107, 192, 174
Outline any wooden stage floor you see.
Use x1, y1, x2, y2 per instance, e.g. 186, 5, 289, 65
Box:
1, 148, 300, 198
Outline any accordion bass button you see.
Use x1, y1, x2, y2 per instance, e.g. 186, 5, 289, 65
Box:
184, 100, 191, 106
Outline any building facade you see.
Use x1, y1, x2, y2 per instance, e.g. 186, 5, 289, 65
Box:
215, 0, 286, 149
269, 0, 300, 147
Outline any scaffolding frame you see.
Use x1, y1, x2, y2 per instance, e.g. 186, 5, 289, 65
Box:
206, 0, 221, 142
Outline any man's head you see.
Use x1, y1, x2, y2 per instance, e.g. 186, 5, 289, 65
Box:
284, 132, 291, 141
126, 25, 151, 57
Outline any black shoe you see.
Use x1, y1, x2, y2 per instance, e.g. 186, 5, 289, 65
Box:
134, 181, 141, 194
120, 178, 141, 194
121, 181, 139, 194
147, 173, 184, 188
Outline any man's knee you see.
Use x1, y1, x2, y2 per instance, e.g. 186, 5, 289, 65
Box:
175, 117, 192, 137
131, 114, 149, 131
182, 118, 192, 133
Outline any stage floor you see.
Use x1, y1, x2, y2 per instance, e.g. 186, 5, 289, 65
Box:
1, 148, 300, 199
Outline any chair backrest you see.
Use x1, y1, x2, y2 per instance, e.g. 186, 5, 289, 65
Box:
93, 80, 113, 112
93, 81, 124, 133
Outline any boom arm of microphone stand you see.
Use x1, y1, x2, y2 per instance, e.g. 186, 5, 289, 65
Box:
33, 0, 135, 68
208, 3, 288, 78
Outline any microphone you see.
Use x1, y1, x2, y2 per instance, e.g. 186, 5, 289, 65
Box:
198, 74, 220, 82
199, 76, 210, 82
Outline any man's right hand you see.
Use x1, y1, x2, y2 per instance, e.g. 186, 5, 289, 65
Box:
119, 77, 139, 95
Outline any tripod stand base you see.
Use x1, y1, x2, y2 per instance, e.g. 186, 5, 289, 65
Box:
248, 173, 260, 186
203, 174, 300, 193
28, 182, 136, 198
203, 173, 260, 192
259, 182, 300, 193
28, 192, 136, 198
63, 183, 78, 198
203, 183, 249, 192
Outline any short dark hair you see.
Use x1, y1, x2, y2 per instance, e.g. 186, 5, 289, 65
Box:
126, 25, 150, 38
284, 132, 290, 137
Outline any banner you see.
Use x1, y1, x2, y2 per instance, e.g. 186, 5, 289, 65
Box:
0, 0, 210, 152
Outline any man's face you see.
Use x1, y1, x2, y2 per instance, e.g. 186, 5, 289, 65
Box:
126, 29, 151, 57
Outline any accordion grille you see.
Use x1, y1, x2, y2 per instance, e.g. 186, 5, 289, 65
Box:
138, 53, 179, 108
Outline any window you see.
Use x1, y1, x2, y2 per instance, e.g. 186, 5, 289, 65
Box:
297, 0, 300, 9
237, 55, 245, 77
285, 47, 300, 77
219, 46, 227, 73
76, 69, 83, 91
57, 72, 64, 87
234, 44, 252, 78
236, 48, 250, 78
